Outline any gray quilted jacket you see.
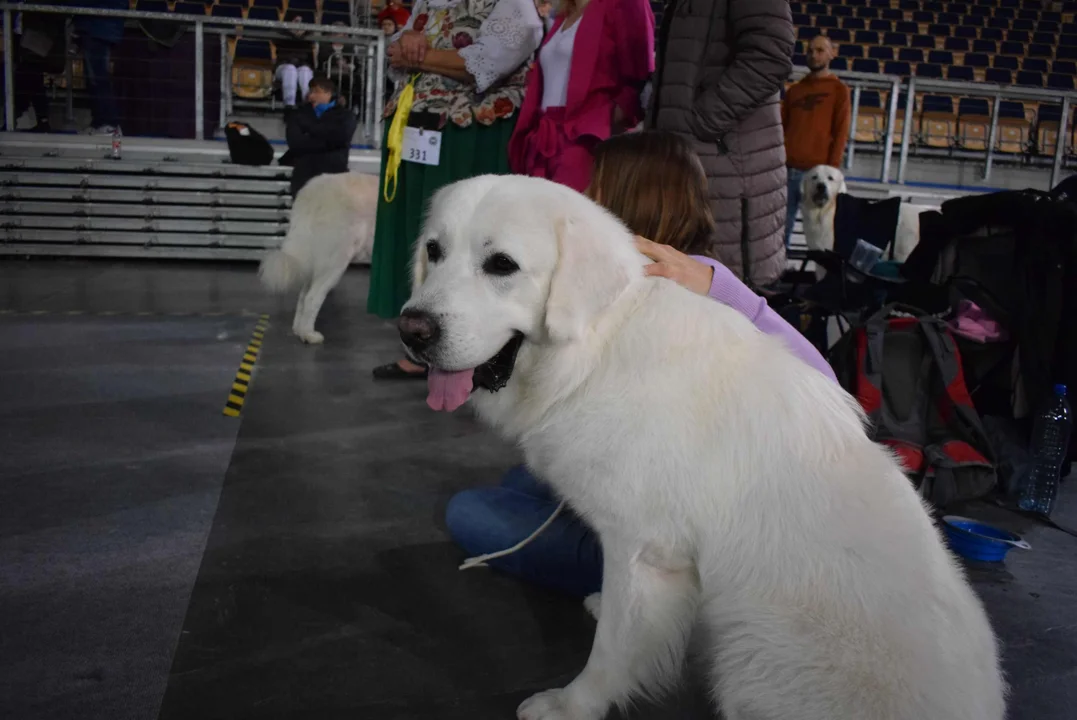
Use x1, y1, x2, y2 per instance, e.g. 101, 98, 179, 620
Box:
648, 0, 795, 287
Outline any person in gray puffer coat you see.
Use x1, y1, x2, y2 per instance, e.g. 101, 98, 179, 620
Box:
648, 0, 795, 287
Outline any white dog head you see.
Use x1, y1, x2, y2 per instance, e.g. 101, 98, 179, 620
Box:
398, 175, 643, 410
801, 165, 848, 211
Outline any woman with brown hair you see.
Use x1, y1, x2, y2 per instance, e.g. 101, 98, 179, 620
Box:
442, 130, 836, 599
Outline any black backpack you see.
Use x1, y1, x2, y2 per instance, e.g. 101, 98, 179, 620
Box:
224, 122, 275, 166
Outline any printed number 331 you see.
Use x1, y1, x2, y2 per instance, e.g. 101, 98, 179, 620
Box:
407, 148, 428, 162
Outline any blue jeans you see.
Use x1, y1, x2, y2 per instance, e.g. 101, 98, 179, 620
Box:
445, 465, 604, 598
82, 36, 119, 128
785, 167, 805, 249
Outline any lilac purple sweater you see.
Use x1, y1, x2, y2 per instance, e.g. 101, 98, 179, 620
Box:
692, 256, 838, 383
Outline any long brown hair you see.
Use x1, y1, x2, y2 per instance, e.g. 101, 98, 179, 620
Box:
585, 130, 716, 257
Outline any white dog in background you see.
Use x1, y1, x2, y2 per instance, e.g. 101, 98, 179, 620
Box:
800, 165, 929, 264
258, 171, 377, 344
399, 175, 1004, 720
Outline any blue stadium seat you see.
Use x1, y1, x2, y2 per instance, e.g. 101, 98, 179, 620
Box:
210, 4, 243, 18
869, 45, 894, 60
869, 19, 892, 32
929, 50, 954, 65
1018, 10, 1038, 22
843, 17, 866, 30
1053, 60, 1077, 75
947, 3, 969, 13
792, 53, 807, 66
995, 7, 1016, 20
840, 44, 864, 58
1029, 44, 1053, 58
235, 39, 272, 61
793, 13, 811, 26
1048, 74, 1075, 90
913, 11, 934, 23
137, 0, 169, 12
284, 9, 316, 24
847, 0, 867, 6
959, 98, 990, 116
1042, 10, 1063, 23
217, 0, 248, 4
929, 23, 951, 36
871, 0, 891, 7
798, 26, 822, 40
999, 0, 1019, 8
885, 60, 912, 76
1039, 20, 1061, 34
855, 30, 879, 44
981, 27, 1004, 41
922, 95, 953, 113
961, 15, 984, 28
945, 37, 970, 51
899, 0, 918, 9
246, 7, 280, 21
899, 48, 925, 63
1000, 41, 1024, 56
174, 2, 207, 15
963, 53, 990, 68
1014, 18, 1035, 32
1016, 71, 1043, 87
948, 65, 975, 80
816, 16, 839, 29
970, 5, 991, 17
321, 12, 350, 25
1060, 46, 1077, 60
829, 28, 851, 42
287, 0, 317, 11
896, 21, 918, 34
1033, 32, 1057, 45
790, 2, 804, 12
917, 63, 944, 78
884, 31, 908, 46
832, 5, 853, 18
853, 58, 880, 73
1007, 30, 1030, 44
912, 35, 936, 49
973, 39, 998, 53
252, 0, 285, 7
1024, 58, 1048, 73
954, 26, 978, 40
857, 7, 879, 19
939, 12, 960, 24
1064, 22, 1077, 34
882, 8, 903, 21
1061, 34, 1077, 46
830, 57, 849, 71
994, 55, 1019, 70
986, 68, 1013, 83
806, 3, 826, 14
323, 0, 350, 12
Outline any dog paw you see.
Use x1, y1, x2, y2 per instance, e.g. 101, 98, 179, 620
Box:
517, 690, 573, 720
297, 330, 324, 345
583, 592, 601, 621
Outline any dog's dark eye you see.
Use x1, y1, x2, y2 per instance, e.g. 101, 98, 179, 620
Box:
483, 253, 519, 276
827, 176, 835, 181
426, 240, 443, 263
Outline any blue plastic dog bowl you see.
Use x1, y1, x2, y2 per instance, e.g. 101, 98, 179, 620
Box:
942, 516, 1031, 562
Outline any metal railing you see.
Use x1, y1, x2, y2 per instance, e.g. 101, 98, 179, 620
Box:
1, 3, 387, 145
791, 65, 1077, 188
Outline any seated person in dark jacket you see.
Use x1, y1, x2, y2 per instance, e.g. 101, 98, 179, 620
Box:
284, 75, 358, 197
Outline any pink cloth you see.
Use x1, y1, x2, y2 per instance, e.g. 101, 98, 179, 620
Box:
949, 299, 1008, 343
508, 0, 655, 187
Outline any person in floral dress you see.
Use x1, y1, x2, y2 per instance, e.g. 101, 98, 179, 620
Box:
368, 0, 544, 380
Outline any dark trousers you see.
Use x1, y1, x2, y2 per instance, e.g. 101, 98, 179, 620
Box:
82, 36, 119, 128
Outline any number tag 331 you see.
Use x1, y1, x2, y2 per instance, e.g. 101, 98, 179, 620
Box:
402, 127, 442, 166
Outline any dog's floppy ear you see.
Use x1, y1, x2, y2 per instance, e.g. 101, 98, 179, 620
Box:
544, 215, 632, 344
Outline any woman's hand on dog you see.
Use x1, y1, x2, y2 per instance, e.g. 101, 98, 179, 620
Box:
636, 236, 715, 296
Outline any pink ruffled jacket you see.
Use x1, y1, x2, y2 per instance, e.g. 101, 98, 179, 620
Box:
508, 0, 656, 191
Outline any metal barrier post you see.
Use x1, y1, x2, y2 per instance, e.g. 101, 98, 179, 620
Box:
1051, 96, 1070, 188
219, 32, 228, 133
984, 94, 1000, 181
374, 33, 385, 148
364, 44, 375, 142
3, 9, 14, 131
846, 84, 860, 170
881, 77, 899, 182
194, 19, 204, 140
897, 77, 915, 184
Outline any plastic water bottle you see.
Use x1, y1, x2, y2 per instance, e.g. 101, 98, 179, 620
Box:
1018, 384, 1072, 516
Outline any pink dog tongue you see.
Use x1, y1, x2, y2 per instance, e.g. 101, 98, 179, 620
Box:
427, 367, 475, 412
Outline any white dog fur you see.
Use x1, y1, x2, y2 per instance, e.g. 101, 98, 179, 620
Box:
258, 171, 377, 344
800, 165, 930, 265
403, 174, 1005, 720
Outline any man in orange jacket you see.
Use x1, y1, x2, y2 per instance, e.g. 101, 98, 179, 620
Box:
781, 34, 851, 247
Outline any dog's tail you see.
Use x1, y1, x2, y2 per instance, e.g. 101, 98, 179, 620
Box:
258, 250, 306, 293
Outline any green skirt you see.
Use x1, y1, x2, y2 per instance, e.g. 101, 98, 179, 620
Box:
366, 116, 517, 319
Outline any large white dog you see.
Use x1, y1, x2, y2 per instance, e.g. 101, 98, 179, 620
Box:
399, 175, 1004, 720
800, 165, 930, 264
258, 171, 377, 344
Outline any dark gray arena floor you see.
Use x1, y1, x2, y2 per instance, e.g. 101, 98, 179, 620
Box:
1, 259, 1074, 720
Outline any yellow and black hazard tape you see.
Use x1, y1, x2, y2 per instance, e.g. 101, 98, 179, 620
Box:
223, 314, 270, 418
0, 308, 264, 318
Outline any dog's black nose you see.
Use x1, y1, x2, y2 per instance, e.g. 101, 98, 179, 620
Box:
816, 183, 827, 193
397, 309, 440, 352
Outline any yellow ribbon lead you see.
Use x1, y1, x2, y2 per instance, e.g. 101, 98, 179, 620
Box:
383, 74, 420, 203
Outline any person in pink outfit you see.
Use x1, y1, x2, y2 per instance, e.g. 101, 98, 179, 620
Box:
507, 0, 655, 192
